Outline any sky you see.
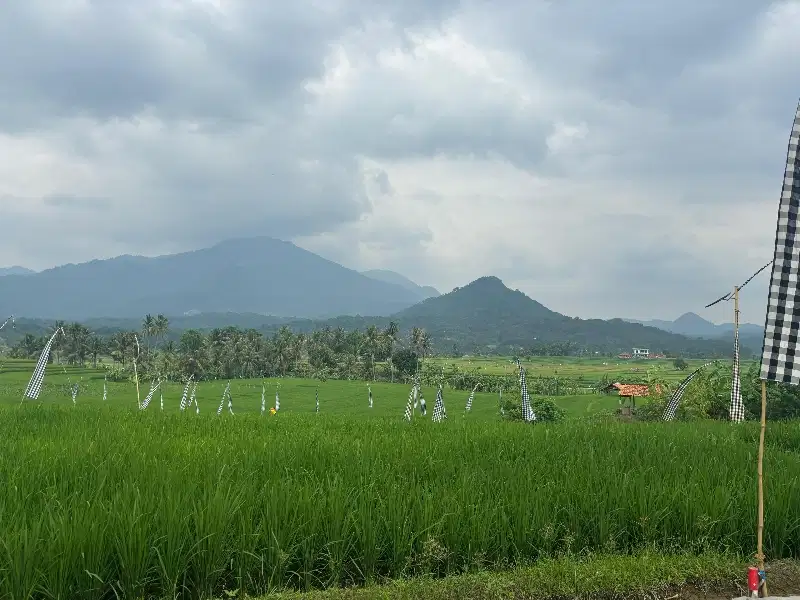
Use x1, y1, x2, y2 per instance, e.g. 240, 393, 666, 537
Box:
0, 0, 798, 324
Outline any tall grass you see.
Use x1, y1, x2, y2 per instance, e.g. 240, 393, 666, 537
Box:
0, 405, 798, 599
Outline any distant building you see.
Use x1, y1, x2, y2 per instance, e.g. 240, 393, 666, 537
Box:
618, 352, 632, 359
632, 348, 649, 358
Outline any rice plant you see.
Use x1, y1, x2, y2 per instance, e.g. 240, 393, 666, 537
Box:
0, 405, 798, 599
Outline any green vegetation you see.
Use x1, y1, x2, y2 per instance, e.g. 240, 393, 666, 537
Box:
2, 276, 743, 359
263, 553, 800, 600
2, 403, 799, 599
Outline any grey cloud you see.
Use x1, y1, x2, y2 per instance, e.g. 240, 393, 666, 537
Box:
0, 0, 793, 321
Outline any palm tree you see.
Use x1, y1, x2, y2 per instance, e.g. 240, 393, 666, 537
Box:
142, 314, 155, 351
154, 314, 169, 347
385, 321, 399, 382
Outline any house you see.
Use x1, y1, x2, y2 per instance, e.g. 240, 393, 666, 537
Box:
618, 352, 632, 359
632, 347, 649, 358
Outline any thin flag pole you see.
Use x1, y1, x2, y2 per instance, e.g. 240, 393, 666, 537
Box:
757, 379, 767, 594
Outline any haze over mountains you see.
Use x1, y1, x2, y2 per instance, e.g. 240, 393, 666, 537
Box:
625, 313, 764, 343
0, 237, 429, 319
0, 237, 752, 356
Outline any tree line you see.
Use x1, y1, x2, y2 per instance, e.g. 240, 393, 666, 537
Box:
7, 315, 437, 384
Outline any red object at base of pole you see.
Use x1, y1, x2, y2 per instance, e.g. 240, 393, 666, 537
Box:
748, 567, 759, 596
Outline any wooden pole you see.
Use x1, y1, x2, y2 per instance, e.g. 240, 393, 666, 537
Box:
758, 378, 768, 596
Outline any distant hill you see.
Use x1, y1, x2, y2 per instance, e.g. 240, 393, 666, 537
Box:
377, 277, 738, 356
361, 269, 439, 301
0, 266, 34, 276
625, 312, 764, 350
1, 276, 741, 358
0, 237, 422, 319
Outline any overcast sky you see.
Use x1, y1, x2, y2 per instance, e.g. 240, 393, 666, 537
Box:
0, 0, 797, 324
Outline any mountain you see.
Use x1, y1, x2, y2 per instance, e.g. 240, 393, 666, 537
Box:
288, 277, 738, 357
626, 312, 764, 347
361, 269, 439, 301
0, 237, 423, 320
0, 266, 34, 276
0, 275, 742, 357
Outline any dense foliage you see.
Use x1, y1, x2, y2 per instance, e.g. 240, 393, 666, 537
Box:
2, 407, 798, 598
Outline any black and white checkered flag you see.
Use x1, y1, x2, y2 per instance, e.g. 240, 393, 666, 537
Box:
24, 327, 63, 400
663, 361, 716, 421
275, 385, 280, 411
730, 327, 745, 421
499, 388, 504, 416
0, 315, 14, 331
261, 384, 266, 415
179, 376, 194, 411
316, 387, 319, 413
217, 382, 230, 415
102, 376, 107, 401
518, 360, 535, 422
71, 382, 79, 404
419, 389, 427, 416
160, 389, 164, 411
465, 383, 478, 412
432, 385, 446, 422
403, 384, 415, 421
140, 380, 161, 410
761, 99, 800, 384
368, 385, 373, 408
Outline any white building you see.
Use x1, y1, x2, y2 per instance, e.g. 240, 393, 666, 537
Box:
632, 348, 649, 358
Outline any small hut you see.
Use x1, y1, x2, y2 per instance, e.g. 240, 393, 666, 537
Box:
603, 382, 663, 417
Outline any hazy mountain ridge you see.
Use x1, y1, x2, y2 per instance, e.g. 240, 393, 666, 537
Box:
625, 312, 764, 343
0, 266, 35, 276
2, 276, 742, 358
0, 237, 423, 319
361, 269, 439, 301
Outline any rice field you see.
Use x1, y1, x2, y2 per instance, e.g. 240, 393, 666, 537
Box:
0, 360, 621, 418
428, 355, 753, 383
1, 358, 797, 599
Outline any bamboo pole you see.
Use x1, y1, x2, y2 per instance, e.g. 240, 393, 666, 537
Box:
758, 378, 768, 596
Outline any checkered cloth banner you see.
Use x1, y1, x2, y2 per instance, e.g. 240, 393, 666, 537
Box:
179, 376, 194, 411
316, 387, 319, 413
403, 385, 415, 421
261, 384, 266, 415
761, 99, 800, 384
499, 388, 504, 415
102, 377, 107, 401
368, 385, 373, 408
0, 315, 13, 330
217, 382, 230, 415
275, 387, 280, 411
465, 384, 478, 412
140, 380, 161, 410
419, 389, 427, 416
730, 326, 745, 421
227, 387, 234, 414
24, 327, 63, 400
160, 390, 164, 411
518, 360, 535, 422
71, 382, 79, 404
663, 361, 717, 421
432, 385, 446, 422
